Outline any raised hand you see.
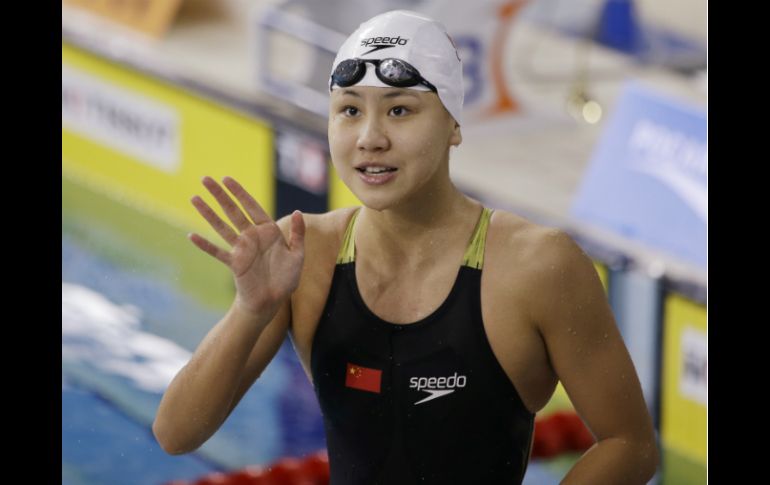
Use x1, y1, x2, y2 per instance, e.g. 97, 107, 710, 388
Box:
189, 176, 305, 316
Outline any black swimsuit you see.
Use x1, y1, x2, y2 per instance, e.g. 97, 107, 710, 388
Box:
310, 206, 535, 484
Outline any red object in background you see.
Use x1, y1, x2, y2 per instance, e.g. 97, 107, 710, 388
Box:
301, 450, 330, 485
569, 417, 596, 451
175, 449, 331, 485
550, 411, 596, 452
532, 416, 567, 459
194, 472, 230, 485
264, 457, 318, 485
227, 465, 270, 485
345, 363, 382, 393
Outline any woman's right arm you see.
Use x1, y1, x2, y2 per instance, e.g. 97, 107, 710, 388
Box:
152, 176, 305, 455
152, 295, 289, 455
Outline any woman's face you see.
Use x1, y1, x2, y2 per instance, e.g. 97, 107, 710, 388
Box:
328, 85, 461, 211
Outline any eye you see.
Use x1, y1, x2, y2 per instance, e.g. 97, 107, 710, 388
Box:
342, 106, 360, 117
389, 106, 410, 117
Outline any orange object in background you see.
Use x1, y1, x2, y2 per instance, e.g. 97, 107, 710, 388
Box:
63, 0, 184, 38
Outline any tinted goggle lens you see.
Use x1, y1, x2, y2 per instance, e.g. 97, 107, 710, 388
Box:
331, 58, 436, 92
332, 59, 366, 87
377, 59, 418, 87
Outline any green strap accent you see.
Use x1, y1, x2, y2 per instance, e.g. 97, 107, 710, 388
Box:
462, 207, 494, 269
335, 206, 493, 268
336, 207, 361, 264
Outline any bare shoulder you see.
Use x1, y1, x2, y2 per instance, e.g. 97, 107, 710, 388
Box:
276, 206, 361, 249
489, 210, 606, 330
302, 206, 361, 247
283, 207, 361, 338
486, 209, 573, 271
485, 209, 594, 320
490, 212, 657, 459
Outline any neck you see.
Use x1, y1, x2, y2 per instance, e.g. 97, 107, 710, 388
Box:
355, 171, 481, 269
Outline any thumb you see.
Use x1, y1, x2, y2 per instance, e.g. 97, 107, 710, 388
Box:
288, 210, 305, 252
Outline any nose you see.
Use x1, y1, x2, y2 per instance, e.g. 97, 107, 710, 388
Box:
356, 115, 390, 152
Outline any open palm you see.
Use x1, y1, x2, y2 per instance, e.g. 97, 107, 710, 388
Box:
188, 176, 305, 315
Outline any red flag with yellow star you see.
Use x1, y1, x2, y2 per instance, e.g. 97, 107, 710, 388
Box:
345, 362, 382, 393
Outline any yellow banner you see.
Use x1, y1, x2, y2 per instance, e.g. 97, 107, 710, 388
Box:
662, 293, 707, 464
328, 163, 361, 210
62, 43, 275, 247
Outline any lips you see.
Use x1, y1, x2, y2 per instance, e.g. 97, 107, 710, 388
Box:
354, 162, 398, 174
356, 167, 398, 185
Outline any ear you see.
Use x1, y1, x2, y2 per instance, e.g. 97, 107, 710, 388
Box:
449, 120, 462, 147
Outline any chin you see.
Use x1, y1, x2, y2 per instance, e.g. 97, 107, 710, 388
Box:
356, 195, 393, 212
351, 189, 402, 212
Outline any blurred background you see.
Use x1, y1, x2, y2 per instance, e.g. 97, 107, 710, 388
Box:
61, 0, 707, 483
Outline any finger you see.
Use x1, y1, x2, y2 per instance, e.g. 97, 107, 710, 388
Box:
188, 232, 232, 266
288, 210, 305, 252
201, 176, 253, 232
222, 176, 272, 225
191, 195, 239, 246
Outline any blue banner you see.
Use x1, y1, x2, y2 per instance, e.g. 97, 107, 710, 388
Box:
570, 81, 706, 269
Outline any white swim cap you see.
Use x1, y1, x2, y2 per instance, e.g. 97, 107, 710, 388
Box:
330, 10, 464, 126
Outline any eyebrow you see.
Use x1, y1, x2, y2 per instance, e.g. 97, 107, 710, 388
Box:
340, 89, 420, 100
383, 90, 420, 99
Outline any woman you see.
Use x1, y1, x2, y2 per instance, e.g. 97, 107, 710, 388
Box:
153, 10, 658, 484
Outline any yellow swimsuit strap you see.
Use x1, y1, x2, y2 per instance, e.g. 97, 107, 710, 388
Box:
336, 206, 494, 269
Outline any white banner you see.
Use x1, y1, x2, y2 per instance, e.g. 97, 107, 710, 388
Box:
62, 65, 181, 173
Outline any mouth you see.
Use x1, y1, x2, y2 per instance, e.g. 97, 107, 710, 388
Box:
356, 167, 398, 175
355, 166, 399, 174
355, 165, 399, 185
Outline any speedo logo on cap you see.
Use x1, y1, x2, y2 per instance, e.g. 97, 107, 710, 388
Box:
360, 36, 408, 55
409, 372, 467, 405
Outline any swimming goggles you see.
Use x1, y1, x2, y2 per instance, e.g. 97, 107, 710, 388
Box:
330, 58, 438, 92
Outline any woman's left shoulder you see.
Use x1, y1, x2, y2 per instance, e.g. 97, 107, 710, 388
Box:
485, 208, 574, 267
486, 208, 563, 242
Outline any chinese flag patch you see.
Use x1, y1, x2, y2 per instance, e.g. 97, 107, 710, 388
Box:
345, 362, 382, 394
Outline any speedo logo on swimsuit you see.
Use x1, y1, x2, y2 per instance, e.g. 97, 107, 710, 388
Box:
360, 36, 408, 55
409, 372, 467, 405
